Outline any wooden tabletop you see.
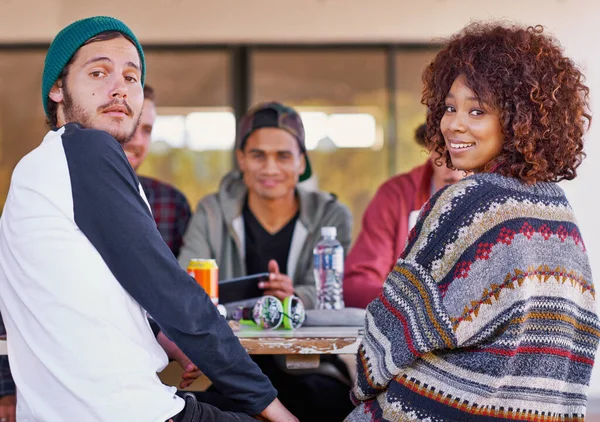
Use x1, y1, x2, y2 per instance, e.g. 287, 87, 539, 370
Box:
0, 326, 365, 359
232, 323, 363, 369
233, 324, 362, 354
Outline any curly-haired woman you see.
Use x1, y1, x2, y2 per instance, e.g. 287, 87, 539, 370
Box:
347, 23, 600, 422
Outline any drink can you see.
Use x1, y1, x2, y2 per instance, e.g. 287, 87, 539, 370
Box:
187, 259, 219, 305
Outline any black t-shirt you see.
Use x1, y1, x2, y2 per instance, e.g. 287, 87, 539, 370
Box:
243, 201, 299, 276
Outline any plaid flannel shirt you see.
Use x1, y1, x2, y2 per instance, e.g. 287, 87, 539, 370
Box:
0, 313, 15, 397
139, 176, 192, 257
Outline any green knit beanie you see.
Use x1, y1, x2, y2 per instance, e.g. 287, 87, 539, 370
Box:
42, 16, 146, 118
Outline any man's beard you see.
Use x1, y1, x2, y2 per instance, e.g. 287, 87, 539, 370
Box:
62, 86, 140, 145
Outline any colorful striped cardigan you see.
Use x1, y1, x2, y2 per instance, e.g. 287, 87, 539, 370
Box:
347, 173, 600, 422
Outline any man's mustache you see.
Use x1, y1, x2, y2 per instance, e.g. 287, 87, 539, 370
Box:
98, 100, 133, 117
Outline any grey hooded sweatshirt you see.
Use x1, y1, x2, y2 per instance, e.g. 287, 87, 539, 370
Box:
178, 171, 353, 309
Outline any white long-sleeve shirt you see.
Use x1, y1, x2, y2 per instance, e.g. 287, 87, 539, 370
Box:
0, 124, 275, 421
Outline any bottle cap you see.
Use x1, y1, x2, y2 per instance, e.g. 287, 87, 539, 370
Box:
321, 226, 337, 238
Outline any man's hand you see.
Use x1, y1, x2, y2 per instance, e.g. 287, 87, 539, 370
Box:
157, 331, 204, 389
255, 398, 298, 422
258, 260, 294, 301
0, 394, 16, 422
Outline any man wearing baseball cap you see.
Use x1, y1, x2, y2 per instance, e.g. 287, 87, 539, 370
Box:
178, 102, 354, 420
0, 16, 295, 422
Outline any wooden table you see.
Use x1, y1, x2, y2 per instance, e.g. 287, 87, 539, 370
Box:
1, 327, 364, 392
0, 326, 365, 368
232, 323, 363, 370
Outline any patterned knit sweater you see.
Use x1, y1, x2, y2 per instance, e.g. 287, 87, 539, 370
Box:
347, 173, 600, 422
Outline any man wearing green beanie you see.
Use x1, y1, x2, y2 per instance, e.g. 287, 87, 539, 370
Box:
0, 16, 296, 422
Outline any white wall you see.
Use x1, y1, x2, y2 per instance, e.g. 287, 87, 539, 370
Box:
1, 0, 600, 392
0, 0, 595, 44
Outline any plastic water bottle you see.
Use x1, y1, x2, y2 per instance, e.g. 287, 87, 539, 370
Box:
313, 226, 345, 310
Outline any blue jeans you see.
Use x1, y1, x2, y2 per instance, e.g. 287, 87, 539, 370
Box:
170, 392, 256, 422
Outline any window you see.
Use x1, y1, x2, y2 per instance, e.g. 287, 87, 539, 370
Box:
141, 50, 231, 208
299, 110, 382, 150
0, 50, 47, 208
151, 108, 236, 151
395, 49, 439, 173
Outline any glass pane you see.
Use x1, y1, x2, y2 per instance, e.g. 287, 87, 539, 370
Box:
0, 50, 48, 210
395, 49, 440, 174
142, 50, 231, 209
252, 49, 388, 239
